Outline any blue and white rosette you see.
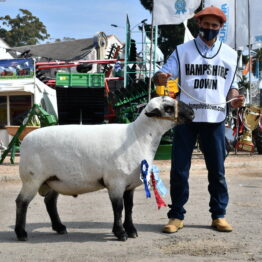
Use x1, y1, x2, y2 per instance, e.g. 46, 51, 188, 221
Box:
140, 160, 151, 198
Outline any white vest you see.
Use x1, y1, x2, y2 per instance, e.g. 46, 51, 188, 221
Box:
176, 40, 238, 123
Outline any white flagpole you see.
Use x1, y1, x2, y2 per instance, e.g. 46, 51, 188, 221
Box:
234, 0, 237, 50
33, 58, 36, 104
148, 10, 154, 101
248, 0, 252, 104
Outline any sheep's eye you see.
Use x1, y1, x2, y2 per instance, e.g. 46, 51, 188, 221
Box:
164, 105, 174, 113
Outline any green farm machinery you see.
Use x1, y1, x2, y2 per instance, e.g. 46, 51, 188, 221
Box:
0, 104, 57, 164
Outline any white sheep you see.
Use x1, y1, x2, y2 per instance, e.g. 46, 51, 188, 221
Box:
15, 96, 194, 241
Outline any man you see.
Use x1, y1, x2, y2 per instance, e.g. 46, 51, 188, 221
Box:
153, 6, 245, 233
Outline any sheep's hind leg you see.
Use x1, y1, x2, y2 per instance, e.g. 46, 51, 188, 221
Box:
123, 189, 138, 238
109, 195, 128, 241
44, 190, 67, 234
15, 185, 38, 241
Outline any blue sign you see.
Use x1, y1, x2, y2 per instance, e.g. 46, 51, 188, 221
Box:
0, 58, 34, 79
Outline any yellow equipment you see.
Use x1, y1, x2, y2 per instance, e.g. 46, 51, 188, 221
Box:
156, 79, 179, 98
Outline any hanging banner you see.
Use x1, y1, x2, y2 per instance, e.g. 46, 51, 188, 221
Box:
183, 20, 194, 43
142, 26, 164, 76
143, 27, 164, 63
235, 0, 249, 49
153, 0, 201, 26
206, 0, 262, 49
204, 0, 235, 48
0, 58, 34, 79
250, 0, 262, 45
235, 0, 262, 48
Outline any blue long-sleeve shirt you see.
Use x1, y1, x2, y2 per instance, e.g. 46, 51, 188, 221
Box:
159, 36, 238, 90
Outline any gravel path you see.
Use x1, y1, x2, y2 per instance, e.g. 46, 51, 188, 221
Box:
0, 153, 261, 262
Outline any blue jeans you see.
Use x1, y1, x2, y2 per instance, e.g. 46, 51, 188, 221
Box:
168, 121, 228, 220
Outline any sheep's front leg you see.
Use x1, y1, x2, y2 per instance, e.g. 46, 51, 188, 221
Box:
109, 195, 128, 241
123, 189, 138, 238
44, 190, 67, 234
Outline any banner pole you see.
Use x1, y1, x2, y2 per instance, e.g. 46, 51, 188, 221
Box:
148, 11, 154, 101
248, 0, 252, 104
33, 58, 36, 104
234, 0, 237, 50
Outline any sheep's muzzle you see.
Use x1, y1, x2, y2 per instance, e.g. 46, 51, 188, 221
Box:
177, 101, 194, 124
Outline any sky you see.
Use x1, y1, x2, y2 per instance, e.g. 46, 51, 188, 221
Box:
0, 0, 152, 43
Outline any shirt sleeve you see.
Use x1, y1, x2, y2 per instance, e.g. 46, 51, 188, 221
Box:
158, 49, 179, 79
230, 76, 239, 90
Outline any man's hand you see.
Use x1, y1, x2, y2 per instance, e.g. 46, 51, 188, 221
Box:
153, 72, 172, 86
228, 88, 245, 108
230, 95, 245, 108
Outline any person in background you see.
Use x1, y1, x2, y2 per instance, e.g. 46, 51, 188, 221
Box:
153, 6, 245, 233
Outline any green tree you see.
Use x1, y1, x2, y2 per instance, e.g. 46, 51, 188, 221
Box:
0, 9, 50, 47
139, 0, 202, 60
45, 37, 76, 43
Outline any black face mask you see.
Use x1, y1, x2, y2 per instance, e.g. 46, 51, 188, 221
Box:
199, 27, 220, 41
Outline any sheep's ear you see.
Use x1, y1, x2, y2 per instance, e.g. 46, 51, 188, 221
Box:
145, 108, 162, 117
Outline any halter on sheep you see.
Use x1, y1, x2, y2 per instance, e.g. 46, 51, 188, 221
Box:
15, 96, 194, 242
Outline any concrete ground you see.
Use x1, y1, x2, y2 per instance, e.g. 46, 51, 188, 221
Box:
0, 152, 261, 262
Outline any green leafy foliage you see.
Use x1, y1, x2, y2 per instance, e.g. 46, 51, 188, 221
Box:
0, 9, 50, 47
238, 74, 249, 90
45, 37, 76, 44
139, 0, 153, 11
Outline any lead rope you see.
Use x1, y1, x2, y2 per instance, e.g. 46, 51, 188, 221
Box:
151, 82, 239, 122
177, 82, 239, 106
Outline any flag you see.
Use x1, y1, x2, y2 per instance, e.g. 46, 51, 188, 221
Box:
238, 53, 243, 69
183, 20, 194, 43
250, 0, 262, 45
235, 0, 249, 49
237, 0, 262, 48
153, 0, 201, 26
242, 57, 253, 75
142, 26, 164, 76
143, 27, 164, 63
206, 0, 262, 49
204, 0, 236, 48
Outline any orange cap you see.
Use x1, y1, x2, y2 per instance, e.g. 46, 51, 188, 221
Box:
194, 6, 226, 24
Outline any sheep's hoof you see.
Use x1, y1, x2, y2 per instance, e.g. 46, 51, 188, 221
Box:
113, 229, 128, 241
57, 228, 67, 235
15, 229, 28, 241
117, 232, 128, 241
123, 224, 138, 238
53, 224, 67, 234
17, 236, 28, 241
127, 231, 138, 238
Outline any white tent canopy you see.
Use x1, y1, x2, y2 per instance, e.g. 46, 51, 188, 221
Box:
0, 77, 58, 117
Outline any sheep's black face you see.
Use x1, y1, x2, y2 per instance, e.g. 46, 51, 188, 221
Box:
177, 100, 194, 124
144, 96, 194, 124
